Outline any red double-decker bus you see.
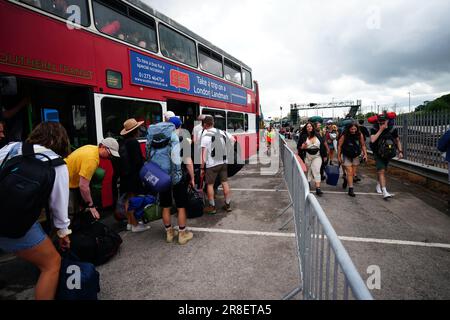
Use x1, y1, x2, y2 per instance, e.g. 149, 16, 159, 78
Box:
0, 0, 261, 206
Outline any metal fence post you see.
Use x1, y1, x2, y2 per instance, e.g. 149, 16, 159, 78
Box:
403, 115, 408, 160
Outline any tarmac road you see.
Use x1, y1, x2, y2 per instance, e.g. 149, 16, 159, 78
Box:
1, 140, 449, 300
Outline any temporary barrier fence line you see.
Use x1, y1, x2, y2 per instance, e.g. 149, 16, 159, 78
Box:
279, 136, 373, 300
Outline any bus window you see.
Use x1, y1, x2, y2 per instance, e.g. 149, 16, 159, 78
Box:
242, 69, 252, 89
93, 1, 158, 52
199, 45, 223, 78
159, 24, 198, 68
202, 108, 226, 131
20, 0, 90, 26
224, 59, 242, 85
101, 98, 162, 139
227, 112, 245, 133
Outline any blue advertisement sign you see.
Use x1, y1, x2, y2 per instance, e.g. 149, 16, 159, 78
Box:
130, 51, 248, 106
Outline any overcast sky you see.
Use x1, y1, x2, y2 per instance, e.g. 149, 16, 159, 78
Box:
144, 0, 450, 118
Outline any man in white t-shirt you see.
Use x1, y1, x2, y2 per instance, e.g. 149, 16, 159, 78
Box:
192, 114, 206, 144
200, 116, 235, 214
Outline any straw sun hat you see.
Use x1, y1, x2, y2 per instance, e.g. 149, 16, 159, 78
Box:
120, 118, 144, 136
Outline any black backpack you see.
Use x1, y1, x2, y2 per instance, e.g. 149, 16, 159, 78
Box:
378, 130, 397, 160
342, 136, 361, 159
0, 143, 65, 239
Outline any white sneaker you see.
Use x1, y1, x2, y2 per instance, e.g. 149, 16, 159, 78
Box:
127, 224, 132, 231
131, 224, 151, 233
376, 184, 382, 194
383, 191, 393, 199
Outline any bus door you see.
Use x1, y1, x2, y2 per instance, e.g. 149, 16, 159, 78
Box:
166, 99, 199, 135
0, 76, 96, 148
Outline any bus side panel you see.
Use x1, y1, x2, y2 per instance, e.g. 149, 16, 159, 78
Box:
0, 2, 97, 86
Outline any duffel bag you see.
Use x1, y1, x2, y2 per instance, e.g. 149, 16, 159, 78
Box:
56, 251, 100, 300
143, 203, 162, 223
70, 212, 122, 266
140, 161, 172, 193
186, 187, 204, 219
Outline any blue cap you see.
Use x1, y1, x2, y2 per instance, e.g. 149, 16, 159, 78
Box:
168, 117, 182, 129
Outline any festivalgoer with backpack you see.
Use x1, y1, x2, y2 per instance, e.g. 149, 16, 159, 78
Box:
338, 123, 368, 197
0, 122, 71, 300
201, 116, 236, 213
65, 137, 120, 219
118, 118, 150, 233
146, 115, 194, 245
370, 114, 403, 200
314, 121, 329, 181
298, 122, 325, 196
325, 120, 338, 165
437, 128, 450, 185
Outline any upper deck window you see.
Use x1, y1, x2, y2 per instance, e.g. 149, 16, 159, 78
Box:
93, 0, 158, 52
198, 45, 223, 78
242, 68, 252, 89
224, 59, 242, 85
159, 24, 198, 68
20, 0, 90, 26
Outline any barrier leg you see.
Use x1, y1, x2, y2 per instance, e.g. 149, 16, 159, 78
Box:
277, 202, 293, 218
279, 215, 294, 230
282, 287, 302, 300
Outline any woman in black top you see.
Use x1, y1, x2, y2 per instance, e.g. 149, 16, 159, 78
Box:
119, 118, 148, 232
338, 123, 367, 197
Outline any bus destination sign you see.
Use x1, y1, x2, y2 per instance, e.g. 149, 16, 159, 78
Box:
130, 50, 247, 106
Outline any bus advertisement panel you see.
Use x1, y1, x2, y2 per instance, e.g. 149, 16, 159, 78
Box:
130, 50, 248, 106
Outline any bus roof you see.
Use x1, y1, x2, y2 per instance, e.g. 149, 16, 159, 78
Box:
127, 0, 252, 72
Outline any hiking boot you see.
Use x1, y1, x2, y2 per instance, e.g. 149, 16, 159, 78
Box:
178, 230, 193, 245
166, 227, 179, 243
316, 189, 324, 197
342, 177, 348, 189
203, 205, 217, 215
348, 189, 356, 197
222, 202, 232, 212
354, 176, 362, 183
132, 223, 150, 233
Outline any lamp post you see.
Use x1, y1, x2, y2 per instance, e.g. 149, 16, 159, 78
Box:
280, 106, 282, 127
408, 92, 411, 113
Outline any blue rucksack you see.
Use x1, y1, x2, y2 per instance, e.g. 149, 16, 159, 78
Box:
145, 122, 182, 185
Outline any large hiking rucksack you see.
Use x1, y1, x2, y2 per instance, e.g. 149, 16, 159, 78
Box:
342, 136, 361, 159
145, 122, 182, 185
378, 130, 397, 160
0, 143, 65, 239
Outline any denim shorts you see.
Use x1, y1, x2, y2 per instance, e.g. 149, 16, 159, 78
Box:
0, 222, 47, 253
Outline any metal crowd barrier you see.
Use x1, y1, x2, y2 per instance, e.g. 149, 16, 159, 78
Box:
279, 136, 373, 300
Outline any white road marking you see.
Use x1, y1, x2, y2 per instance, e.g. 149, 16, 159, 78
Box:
187, 227, 450, 249
321, 191, 386, 196
220, 188, 288, 192
188, 227, 294, 238
219, 188, 389, 196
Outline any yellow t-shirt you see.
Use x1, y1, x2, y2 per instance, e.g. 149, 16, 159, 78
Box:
65, 145, 100, 189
